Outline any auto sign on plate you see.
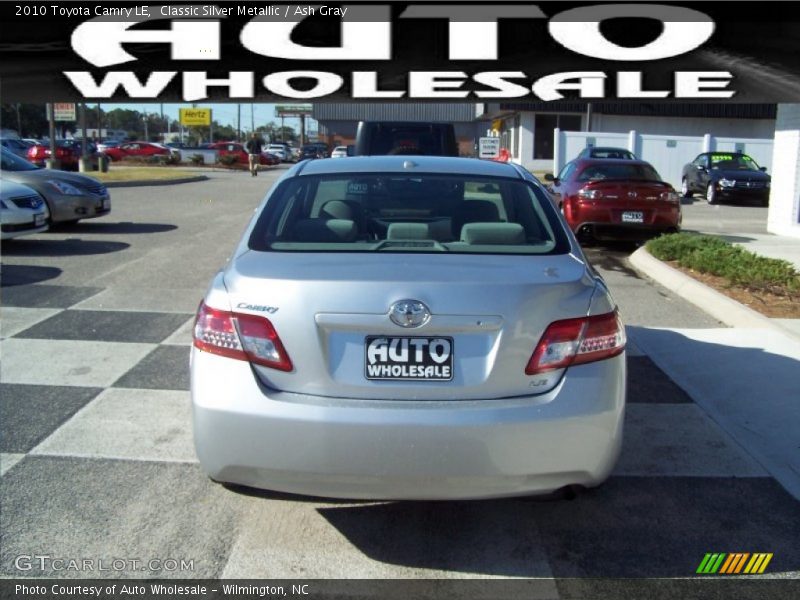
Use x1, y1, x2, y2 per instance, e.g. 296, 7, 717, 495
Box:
621, 211, 644, 223
34, 213, 46, 226
365, 336, 453, 381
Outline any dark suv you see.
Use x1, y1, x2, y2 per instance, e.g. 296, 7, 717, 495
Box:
355, 122, 458, 157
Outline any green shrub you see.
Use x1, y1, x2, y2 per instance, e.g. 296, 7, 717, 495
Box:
164, 152, 182, 165
190, 153, 204, 166
646, 232, 799, 295
217, 154, 240, 167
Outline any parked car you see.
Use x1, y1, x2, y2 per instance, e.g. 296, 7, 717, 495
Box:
207, 141, 279, 166
355, 122, 458, 156
1, 138, 35, 158
96, 140, 123, 153
1, 148, 110, 224
1, 180, 49, 240
103, 141, 173, 162
301, 142, 329, 158
299, 145, 324, 160
191, 155, 626, 500
26, 139, 102, 170
681, 152, 771, 206
545, 158, 681, 242
266, 144, 289, 162
330, 145, 349, 158
576, 147, 637, 160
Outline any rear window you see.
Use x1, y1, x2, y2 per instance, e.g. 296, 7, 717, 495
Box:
577, 163, 662, 182
249, 174, 569, 255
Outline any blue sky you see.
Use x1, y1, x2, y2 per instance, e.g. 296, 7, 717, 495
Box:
90, 103, 317, 132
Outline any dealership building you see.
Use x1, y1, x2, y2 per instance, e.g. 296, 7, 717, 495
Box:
313, 102, 800, 238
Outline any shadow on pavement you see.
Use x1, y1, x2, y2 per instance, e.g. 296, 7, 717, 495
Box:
0, 239, 129, 257
0, 264, 62, 287
49, 222, 177, 235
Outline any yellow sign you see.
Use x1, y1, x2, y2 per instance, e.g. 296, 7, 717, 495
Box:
179, 108, 212, 126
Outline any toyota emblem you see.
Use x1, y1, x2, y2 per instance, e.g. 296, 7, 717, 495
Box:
389, 299, 431, 328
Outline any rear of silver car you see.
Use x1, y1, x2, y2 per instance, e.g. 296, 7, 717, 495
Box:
191, 157, 626, 499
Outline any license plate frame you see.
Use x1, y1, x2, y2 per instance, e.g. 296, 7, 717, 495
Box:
365, 336, 454, 381
621, 211, 644, 224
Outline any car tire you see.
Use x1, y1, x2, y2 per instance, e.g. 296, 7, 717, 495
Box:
706, 183, 717, 205
680, 178, 692, 198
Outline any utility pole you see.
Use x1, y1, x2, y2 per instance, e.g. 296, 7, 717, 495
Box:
251, 103, 254, 135
143, 113, 149, 141
46, 103, 59, 169
96, 103, 102, 139
237, 103, 241, 141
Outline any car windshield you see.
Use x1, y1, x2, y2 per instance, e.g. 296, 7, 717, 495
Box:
589, 148, 635, 160
1, 148, 40, 171
249, 173, 569, 255
577, 163, 662, 182
709, 154, 760, 171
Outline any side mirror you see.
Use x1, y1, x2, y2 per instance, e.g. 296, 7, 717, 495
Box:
695, 164, 706, 171
544, 173, 555, 182
759, 166, 768, 172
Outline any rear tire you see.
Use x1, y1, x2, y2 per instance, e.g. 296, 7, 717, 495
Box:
706, 183, 717, 205
680, 178, 691, 198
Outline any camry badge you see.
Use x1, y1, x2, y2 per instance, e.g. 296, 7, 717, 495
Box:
389, 299, 431, 328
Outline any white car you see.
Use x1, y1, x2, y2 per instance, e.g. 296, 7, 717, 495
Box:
331, 145, 349, 158
1, 180, 49, 240
266, 144, 288, 161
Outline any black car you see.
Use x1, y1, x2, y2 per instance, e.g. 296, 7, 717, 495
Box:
354, 122, 458, 156
681, 152, 770, 206
300, 145, 324, 160
576, 146, 637, 160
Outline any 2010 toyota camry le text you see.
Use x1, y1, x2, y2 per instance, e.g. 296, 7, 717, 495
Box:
191, 155, 627, 500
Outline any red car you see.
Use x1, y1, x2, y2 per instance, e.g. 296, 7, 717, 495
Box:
545, 159, 681, 242
208, 142, 279, 166
26, 140, 101, 171
103, 141, 172, 162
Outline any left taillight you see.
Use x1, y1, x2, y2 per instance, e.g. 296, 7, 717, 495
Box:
525, 311, 625, 375
193, 302, 293, 372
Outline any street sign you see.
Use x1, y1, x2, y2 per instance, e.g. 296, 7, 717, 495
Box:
47, 103, 76, 121
275, 104, 313, 117
478, 137, 500, 159
179, 108, 212, 126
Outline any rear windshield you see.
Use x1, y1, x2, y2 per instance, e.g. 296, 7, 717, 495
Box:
249, 174, 570, 255
577, 163, 662, 182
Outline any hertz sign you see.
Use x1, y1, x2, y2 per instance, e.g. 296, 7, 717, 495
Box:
179, 108, 212, 126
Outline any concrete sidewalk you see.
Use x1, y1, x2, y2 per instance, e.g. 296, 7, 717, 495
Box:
628, 232, 800, 500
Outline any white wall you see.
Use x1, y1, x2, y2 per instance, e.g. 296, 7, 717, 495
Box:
591, 114, 775, 138
768, 104, 800, 237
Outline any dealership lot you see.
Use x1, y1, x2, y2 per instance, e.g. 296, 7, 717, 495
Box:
1, 169, 798, 584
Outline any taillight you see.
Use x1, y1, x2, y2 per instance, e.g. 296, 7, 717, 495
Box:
525, 311, 625, 375
55, 148, 68, 158
193, 302, 293, 372
661, 190, 681, 203
578, 187, 602, 200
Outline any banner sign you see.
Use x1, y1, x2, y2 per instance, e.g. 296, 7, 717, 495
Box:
1, 2, 800, 102
47, 103, 77, 121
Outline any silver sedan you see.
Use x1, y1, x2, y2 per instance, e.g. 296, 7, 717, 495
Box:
1, 148, 110, 224
191, 156, 626, 500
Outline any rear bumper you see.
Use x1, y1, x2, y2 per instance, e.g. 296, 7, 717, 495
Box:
573, 222, 679, 241
191, 349, 626, 500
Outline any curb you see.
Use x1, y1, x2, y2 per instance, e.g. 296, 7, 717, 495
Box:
628, 246, 800, 341
103, 175, 208, 188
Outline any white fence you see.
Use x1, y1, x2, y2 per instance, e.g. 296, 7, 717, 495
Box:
555, 130, 774, 188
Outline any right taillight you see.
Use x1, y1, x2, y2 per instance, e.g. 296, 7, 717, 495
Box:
578, 187, 602, 200
525, 311, 625, 375
193, 302, 293, 372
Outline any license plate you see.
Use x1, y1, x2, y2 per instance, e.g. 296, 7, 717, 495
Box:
102, 197, 110, 210
621, 211, 644, 223
365, 336, 453, 381
34, 213, 46, 226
